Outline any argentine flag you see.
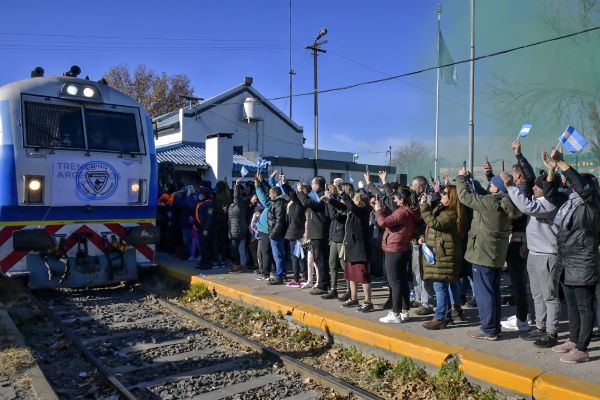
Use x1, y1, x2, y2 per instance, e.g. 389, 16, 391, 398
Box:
240, 165, 249, 177
559, 125, 588, 153
257, 158, 271, 172
519, 124, 532, 137
421, 243, 436, 265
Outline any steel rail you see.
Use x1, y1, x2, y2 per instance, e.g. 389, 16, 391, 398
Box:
25, 287, 139, 400
146, 291, 384, 400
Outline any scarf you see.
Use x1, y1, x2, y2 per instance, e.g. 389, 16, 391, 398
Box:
553, 192, 581, 231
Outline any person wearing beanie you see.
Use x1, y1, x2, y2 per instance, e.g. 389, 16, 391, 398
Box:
490, 175, 508, 193
456, 166, 521, 341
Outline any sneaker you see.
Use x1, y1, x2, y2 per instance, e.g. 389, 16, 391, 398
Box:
321, 290, 338, 300
520, 327, 545, 341
357, 302, 374, 313
338, 291, 351, 302
300, 282, 312, 289
423, 318, 447, 330
341, 299, 359, 308
187, 256, 195, 261
450, 306, 465, 322
468, 329, 498, 341
400, 311, 410, 322
560, 348, 590, 363
286, 280, 301, 288
465, 298, 478, 308
409, 300, 421, 308
310, 287, 327, 295
500, 315, 518, 331
552, 339, 577, 353
379, 311, 402, 324
534, 333, 558, 348
268, 278, 284, 285
230, 265, 243, 273
415, 305, 434, 316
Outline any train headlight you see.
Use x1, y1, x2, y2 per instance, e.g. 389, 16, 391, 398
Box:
66, 85, 78, 95
61, 83, 101, 99
83, 87, 95, 98
128, 179, 145, 203
25, 176, 44, 204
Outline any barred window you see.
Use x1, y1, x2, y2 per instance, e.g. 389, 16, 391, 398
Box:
24, 102, 85, 149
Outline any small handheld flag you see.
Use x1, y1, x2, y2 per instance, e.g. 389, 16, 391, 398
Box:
240, 165, 249, 177
293, 240, 305, 259
257, 158, 271, 173
421, 243, 436, 265
558, 125, 588, 153
517, 123, 532, 140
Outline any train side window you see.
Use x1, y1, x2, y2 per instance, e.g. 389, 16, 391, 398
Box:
85, 109, 140, 154
24, 102, 85, 149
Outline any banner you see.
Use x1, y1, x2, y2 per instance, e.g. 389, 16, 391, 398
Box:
48, 155, 141, 206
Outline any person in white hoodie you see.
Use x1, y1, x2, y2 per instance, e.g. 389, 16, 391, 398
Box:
500, 152, 562, 348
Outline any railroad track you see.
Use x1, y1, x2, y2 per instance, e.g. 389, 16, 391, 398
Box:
21, 284, 383, 400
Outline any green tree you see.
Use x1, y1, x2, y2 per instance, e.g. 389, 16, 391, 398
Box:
491, 0, 600, 159
392, 139, 436, 180
102, 64, 194, 117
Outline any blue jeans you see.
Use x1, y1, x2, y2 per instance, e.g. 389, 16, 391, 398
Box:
472, 264, 502, 335
270, 238, 286, 280
433, 281, 450, 320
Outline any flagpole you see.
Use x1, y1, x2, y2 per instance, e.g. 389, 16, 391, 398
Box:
434, 4, 442, 181
468, 0, 475, 173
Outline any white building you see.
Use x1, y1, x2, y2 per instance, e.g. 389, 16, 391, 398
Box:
154, 77, 394, 187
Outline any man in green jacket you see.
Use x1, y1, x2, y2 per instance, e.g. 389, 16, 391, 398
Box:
456, 168, 520, 340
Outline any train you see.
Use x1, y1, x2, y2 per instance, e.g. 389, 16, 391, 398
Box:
0, 66, 160, 289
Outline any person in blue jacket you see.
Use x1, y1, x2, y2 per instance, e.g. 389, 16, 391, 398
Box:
254, 170, 279, 279
195, 187, 214, 270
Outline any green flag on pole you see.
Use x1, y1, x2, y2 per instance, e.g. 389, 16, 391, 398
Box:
438, 30, 457, 86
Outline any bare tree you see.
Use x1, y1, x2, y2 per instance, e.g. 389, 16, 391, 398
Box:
103, 64, 194, 117
491, 1, 600, 158
392, 140, 436, 180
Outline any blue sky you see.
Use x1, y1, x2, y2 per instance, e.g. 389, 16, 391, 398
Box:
2, 0, 597, 169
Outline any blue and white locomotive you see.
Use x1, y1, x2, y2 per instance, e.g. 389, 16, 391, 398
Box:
0, 66, 159, 289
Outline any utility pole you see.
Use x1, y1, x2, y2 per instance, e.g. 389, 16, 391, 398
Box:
306, 28, 328, 176
288, 0, 295, 119
468, 0, 475, 173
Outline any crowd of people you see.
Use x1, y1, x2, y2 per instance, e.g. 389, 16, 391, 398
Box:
157, 140, 600, 364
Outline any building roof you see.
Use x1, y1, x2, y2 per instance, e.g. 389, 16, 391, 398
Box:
156, 141, 256, 173
154, 80, 303, 134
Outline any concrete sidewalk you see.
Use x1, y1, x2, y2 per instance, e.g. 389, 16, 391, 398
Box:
157, 252, 600, 400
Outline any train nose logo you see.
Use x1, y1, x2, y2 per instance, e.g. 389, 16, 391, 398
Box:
76, 161, 119, 200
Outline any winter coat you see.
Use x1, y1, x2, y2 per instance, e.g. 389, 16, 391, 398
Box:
268, 196, 288, 240
326, 201, 345, 243
285, 193, 306, 241
228, 183, 248, 240
375, 205, 419, 253
554, 168, 600, 286
419, 203, 463, 282
456, 175, 521, 268
255, 177, 277, 234
329, 193, 371, 263
296, 190, 330, 240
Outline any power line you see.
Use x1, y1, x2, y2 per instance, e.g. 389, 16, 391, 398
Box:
268, 24, 600, 101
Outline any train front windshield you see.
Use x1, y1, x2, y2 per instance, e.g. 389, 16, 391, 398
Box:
24, 100, 143, 154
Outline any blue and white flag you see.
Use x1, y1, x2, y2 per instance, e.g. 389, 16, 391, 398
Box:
518, 123, 532, 138
421, 243, 436, 265
257, 158, 271, 173
240, 165, 249, 177
559, 125, 588, 153
276, 180, 287, 195
349, 174, 354, 183
438, 30, 457, 86
293, 240, 305, 260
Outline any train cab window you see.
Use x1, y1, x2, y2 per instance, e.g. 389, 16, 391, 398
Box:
24, 102, 85, 149
85, 109, 140, 154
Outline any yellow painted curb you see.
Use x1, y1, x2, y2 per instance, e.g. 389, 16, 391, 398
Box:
533, 372, 600, 400
161, 265, 598, 398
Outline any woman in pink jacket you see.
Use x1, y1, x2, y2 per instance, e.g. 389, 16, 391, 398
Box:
375, 187, 419, 324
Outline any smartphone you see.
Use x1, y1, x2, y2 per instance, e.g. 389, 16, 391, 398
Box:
463, 160, 467, 169
485, 155, 489, 163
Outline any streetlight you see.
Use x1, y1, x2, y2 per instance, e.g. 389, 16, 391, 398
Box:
385, 146, 392, 173
306, 28, 328, 176
353, 153, 359, 163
